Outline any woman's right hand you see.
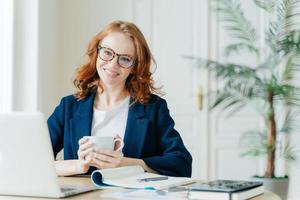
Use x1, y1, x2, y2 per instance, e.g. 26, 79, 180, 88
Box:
77, 137, 94, 161
53, 137, 95, 176
55, 160, 90, 176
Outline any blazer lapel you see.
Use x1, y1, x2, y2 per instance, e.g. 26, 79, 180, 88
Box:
122, 99, 149, 158
70, 92, 96, 156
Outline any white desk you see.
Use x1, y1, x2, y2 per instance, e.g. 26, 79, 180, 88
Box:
0, 177, 281, 200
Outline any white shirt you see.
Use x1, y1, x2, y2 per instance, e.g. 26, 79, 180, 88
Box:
91, 96, 130, 141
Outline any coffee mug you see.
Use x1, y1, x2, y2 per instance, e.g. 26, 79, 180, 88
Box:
84, 136, 123, 151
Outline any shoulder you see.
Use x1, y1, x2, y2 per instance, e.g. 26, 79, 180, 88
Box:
60, 92, 95, 104
56, 94, 78, 110
148, 94, 164, 103
60, 94, 77, 104
56, 92, 96, 111
143, 94, 168, 108
135, 94, 169, 116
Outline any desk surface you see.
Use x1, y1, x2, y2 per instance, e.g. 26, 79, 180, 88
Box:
0, 177, 281, 200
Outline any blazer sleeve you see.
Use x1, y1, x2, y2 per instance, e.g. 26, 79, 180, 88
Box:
47, 98, 65, 158
143, 99, 192, 177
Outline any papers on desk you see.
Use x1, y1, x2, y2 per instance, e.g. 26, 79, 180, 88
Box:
91, 165, 196, 190
101, 189, 189, 200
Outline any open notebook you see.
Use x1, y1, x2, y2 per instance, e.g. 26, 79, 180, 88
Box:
91, 165, 196, 190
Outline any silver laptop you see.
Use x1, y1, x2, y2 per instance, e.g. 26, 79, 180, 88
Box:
0, 112, 96, 198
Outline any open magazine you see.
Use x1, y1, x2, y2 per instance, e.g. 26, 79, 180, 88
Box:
91, 165, 195, 190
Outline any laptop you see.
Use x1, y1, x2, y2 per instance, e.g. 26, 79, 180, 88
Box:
0, 112, 96, 198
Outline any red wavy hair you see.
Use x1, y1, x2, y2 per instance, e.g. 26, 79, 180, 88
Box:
73, 20, 161, 104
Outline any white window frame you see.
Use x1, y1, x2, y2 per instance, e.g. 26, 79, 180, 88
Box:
0, 0, 13, 112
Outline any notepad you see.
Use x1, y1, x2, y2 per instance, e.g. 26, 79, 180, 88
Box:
91, 165, 196, 190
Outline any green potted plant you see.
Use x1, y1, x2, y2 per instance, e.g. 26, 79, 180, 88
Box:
187, 0, 300, 199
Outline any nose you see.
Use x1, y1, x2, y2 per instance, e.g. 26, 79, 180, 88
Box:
103, 56, 120, 70
105, 56, 119, 69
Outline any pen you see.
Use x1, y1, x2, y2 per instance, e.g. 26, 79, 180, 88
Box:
138, 176, 169, 182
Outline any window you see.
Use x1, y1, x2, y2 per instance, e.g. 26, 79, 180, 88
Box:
0, 0, 13, 112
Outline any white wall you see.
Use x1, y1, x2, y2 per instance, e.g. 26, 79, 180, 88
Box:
37, 0, 60, 116
0, 0, 13, 112
13, 0, 39, 111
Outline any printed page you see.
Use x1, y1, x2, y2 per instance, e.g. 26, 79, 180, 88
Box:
100, 165, 144, 179
102, 189, 189, 200
104, 172, 195, 190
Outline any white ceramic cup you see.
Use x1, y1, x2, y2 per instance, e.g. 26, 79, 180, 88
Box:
85, 136, 124, 151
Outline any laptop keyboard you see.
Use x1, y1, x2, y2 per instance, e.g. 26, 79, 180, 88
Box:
61, 187, 76, 193
60, 185, 95, 197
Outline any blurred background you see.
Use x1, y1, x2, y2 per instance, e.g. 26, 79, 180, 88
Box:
0, 0, 299, 199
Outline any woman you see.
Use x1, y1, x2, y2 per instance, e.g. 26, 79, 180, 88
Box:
48, 20, 192, 177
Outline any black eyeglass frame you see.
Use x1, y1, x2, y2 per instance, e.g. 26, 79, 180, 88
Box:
97, 46, 136, 68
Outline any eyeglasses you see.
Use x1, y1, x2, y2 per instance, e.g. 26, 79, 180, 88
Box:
97, 46, 136, 68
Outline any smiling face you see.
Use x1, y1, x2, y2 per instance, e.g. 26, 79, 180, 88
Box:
96, 31, 135, 90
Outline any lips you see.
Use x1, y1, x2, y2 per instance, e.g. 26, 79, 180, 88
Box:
103, 68, 120, 78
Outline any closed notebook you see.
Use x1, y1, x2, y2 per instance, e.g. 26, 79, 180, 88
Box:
91, 165, 196, 190
188, 180, 264, 200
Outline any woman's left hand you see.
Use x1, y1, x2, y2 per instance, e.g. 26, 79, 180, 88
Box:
88, 149, 124, 169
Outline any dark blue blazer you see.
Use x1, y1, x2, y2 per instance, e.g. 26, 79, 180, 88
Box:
47, 92, 192, 177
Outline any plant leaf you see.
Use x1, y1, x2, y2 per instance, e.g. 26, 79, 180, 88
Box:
213, 0, 259, 56
240, 130, 268, 157
225, 43, 259, 57
253, 0, 276, 12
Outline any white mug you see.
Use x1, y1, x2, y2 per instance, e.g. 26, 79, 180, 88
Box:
84, 136, 124, 151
